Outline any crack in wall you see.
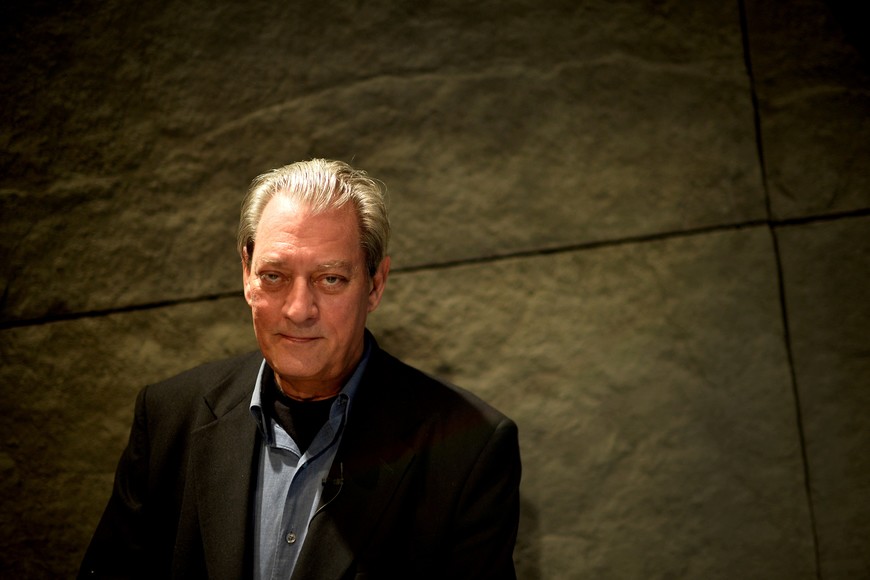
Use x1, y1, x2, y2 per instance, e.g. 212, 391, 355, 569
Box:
1, 208, 868, 331
738, 0, 822, 577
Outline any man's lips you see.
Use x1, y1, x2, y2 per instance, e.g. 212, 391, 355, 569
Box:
277, 334, 321, 343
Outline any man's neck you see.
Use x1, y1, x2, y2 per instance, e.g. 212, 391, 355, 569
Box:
274, 373, 344, 401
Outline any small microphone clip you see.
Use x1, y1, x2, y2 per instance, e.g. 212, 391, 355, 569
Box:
322, 462, 344, 487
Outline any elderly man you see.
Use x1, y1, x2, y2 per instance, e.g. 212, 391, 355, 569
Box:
80, 159, 521, 579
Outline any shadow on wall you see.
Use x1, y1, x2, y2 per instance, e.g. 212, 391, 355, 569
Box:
515, 495, 542, 579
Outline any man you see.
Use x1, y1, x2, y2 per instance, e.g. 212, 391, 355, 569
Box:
80, 159, 521, 579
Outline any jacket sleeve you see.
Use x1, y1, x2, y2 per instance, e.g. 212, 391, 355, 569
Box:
445, 416, 522, 580
78, 387, 153, 579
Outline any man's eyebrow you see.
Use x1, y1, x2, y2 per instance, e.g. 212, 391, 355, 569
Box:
253, 257, 359, 274
316, 260, 356, 272
256, 257, 356, 270
258, 257, 289, 267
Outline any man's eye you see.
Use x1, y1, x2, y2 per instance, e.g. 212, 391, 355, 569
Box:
320, 275, 346, 288
259, 273, 282, 284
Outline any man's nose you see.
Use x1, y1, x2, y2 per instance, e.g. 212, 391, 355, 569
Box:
283, 279, 318, 322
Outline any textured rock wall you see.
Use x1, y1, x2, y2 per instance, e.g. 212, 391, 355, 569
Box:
1, 0, 868, 577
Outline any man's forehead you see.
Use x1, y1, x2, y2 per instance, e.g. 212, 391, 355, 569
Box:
258, 195, 354, 230
258, 196, 359, 232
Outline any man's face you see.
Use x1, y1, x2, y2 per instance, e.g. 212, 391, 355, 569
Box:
243, 195, 389, 399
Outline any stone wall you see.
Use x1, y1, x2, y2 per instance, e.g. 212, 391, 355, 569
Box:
1, 0, 868, 577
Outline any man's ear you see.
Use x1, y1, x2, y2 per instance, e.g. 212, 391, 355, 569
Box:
367, 256, 390, 313
242, 249, 253, 306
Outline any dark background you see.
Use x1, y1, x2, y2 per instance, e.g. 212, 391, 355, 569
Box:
1, 0, 868, 577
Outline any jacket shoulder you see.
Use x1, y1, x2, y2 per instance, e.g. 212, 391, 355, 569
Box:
138, 350, 263, 425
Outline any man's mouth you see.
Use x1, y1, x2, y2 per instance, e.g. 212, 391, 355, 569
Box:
277, 334, 320, 343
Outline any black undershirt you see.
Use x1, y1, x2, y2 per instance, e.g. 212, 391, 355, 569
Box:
262, 369, 336, 454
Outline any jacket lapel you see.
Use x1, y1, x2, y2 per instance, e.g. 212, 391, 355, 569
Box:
189, 363, 261, 580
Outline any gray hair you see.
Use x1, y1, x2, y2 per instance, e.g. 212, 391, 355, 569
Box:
238, 159, 390, 276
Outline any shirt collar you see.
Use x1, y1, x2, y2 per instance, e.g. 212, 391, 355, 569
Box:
249, 332, 372, 442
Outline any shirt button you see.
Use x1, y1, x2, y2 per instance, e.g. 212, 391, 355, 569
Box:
286, 532, 297, 545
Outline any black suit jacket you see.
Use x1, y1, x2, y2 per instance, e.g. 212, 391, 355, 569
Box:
80, 338, 521, 579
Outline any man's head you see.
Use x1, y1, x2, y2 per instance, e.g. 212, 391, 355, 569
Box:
238, 159, 391, 399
